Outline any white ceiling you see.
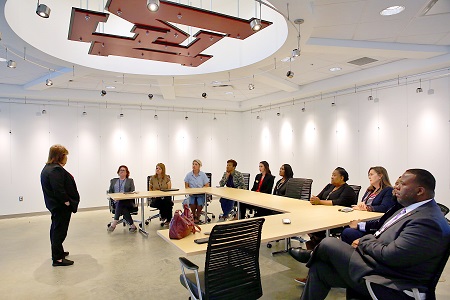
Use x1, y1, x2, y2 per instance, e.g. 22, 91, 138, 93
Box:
0, 0, 449, 112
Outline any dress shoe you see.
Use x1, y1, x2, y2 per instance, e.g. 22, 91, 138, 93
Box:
64, 251, 69, 257
52, 258, 74, 267
289, 248, 312, 263
294, 277, 307, 285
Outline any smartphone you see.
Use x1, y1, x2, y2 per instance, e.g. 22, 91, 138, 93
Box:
339, 207, 354, 213
194, 237, 209, 244
282, 218, 291, 224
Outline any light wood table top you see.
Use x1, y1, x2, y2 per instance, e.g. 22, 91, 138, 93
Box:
155, 187, 382, 256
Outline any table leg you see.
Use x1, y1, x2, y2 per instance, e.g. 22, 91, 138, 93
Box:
204, 193, 208, 223
139, 197, 149, 236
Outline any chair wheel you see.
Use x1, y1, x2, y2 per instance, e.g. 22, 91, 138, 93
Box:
107, 223, 111, 228
139, 223, 142, 228
267, 243, 272, 248
123, 222, 126, 227
160, 222, 165, 227
211, 214, 215, 218
145, 221, 149, 225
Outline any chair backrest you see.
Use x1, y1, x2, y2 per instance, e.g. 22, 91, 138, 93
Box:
205, 172, 212, 201
437, 203, 450, 216
284, 178, 306, 199
204, 218, 265, 299
300, 178, 313, 200
427, 240, 450, 299
349, 185, 362, 204
242, 173, 251, 190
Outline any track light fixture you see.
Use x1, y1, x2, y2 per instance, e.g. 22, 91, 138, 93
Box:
42, 109, 47, 115
256, 115, 260, 120
185, 116, 188, 120
250, 0, 262, 31
416, 79, 423, 93
302, 107, 306, 112
368, 95, 373, 101
82, 111, 87, 116
286, 70, 294, 78
213, 114, 217, 121
292, 19, 304, 58
46, 79, 53, 86
148, 94, 153, 99
36, 1, 51, 18
276, 112, 280, 116
147, 0, 160, 12
202, 92, 207, 98
7, 60, 16, 68
154, 114, 158, 119
248, 83, 255, 90
101, 90, 107, 96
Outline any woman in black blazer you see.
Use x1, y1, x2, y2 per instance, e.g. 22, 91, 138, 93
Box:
107, 165, 138, 233
246, 161, 275, 217
41, 144, 80, 267
273, 164, 294, 196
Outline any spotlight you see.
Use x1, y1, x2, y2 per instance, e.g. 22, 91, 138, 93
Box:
147, 0, 160, 12
416, 87, 423, 93
248, 83, 255, 90
292, 49, 300, 57
301, 107, 306, 112
119, 113, 124, 118
368, 95, 373, 101
276, 112, 280, 117
148, 94, 153, 99
331, 101, 336, 106
100, 90, 107, 96
42, 109, 47, 114
250, 19, 262, 31
82, 111, 87, 116
7, 60, 16, 68
154, 114, 158, 119
36, 3, 51, 18
185, 116, 189, 120
286, 70, 294, 78
213, 116, 217, 121
202, 92, 207, 98
256, 115, 260, 120
45, 79, 53, 86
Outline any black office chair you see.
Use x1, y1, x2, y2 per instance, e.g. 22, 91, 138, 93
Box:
106, 194, 139, 228
437, 203, 449, 216
145, 175, 166, 227
179, 218, 265, 300
199, 172, 214, 223
226, 172, 251, 221
242, 173, 251, 190
364, 240, 450, 300
349, 184, 362, 205
269, 178, 313, 254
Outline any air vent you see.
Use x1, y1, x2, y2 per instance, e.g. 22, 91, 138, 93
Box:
347, 57, 378, 66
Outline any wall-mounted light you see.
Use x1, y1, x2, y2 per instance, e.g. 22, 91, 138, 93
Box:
154, 114, 158, 119
148, 94, 153, 99
42, 109, 47, 115
101, 90, 107, 96
82, 111, 87, 116
202, 92, 207, 98
45, 79, 53, 86
213, 113, 217, 121
286, 70, 294, 78
36, 1, 51, 18
147, 0, 160, 12
119, 113, 124, 118
248, 83, 255, 90
416, 79, 423, 93
302, 102, 306, 112
368, 95, 373, 101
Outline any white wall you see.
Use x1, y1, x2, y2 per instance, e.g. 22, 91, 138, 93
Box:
1, 73, 449, 216
241, 74, 450, 206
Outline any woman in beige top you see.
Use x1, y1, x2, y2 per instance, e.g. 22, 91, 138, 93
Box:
149, 163, 173, 226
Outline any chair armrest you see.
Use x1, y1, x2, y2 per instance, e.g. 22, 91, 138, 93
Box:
179, 257, 199, 271
365, 277, 422, 300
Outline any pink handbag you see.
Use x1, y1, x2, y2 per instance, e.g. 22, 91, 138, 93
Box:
169, 205, 201, 239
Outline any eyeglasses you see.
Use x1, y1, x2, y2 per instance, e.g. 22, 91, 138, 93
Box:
119, 169, 126, 172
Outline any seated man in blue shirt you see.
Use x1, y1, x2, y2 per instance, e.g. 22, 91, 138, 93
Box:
219, 159, 245, 220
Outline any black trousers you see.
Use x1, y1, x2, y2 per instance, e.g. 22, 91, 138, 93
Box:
301, 237, 414, 300
151, 197, 174, 222
114, 199, 135, 225
50, 206, 72, 261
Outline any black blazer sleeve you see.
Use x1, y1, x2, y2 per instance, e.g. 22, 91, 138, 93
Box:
366, 187, 395, 213
329, 183, 356, 207
251, 174, 262, 191
251, 174, 275, 194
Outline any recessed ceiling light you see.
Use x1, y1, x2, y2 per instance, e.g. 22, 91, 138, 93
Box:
211, 81, 222, 85
380, 6, 405, 16
329, 67, 342, 72
105, 86, 116, 89
225, 91, 234, 95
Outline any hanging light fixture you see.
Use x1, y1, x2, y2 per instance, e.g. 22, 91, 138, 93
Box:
147, 0, 160, 12
45, 79, 53, 86
292, 19, 304, 57
36, 1, 51, 18
248, 83, 255, 90
416, 79, 423, 93
250, 1, 262, 31
7, 60, 16, 68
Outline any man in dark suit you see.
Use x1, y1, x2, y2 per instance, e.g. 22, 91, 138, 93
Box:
41, 144, 80, 267
301, 169, 450, 300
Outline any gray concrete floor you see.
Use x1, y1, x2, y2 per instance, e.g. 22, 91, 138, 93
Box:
1, 200, 449, 300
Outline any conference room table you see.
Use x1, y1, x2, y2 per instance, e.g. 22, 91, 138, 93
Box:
108, 188, 215, 236
155, 187, 383, 256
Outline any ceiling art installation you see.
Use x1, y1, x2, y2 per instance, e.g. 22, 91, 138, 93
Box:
68, 0, 272, 67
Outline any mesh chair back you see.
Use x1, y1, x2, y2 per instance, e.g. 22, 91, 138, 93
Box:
205, 173, 212, 201
349, 185, 362, 205
242, 173, 251, 190
427, 242, 450, 299
437, 203, 450, 216
284, 178, 306, 199
300, 178, 313, 200
205, 218, 265, 300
